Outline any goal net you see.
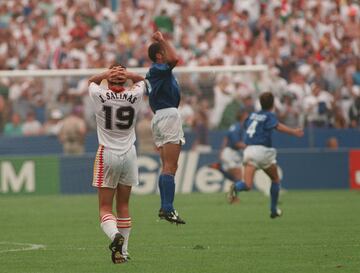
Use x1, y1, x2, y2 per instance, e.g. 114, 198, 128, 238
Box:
0, 65, 268, 133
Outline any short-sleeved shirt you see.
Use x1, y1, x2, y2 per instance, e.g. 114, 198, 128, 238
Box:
88, 81, 146, 154
145, 63, 180, 113
243, 111, 279, 147
226, 122, 243, 150
3, 124, 23, 136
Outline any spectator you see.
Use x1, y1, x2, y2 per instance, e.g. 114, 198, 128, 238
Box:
278, 93, 300, 127
287, 71, 311, 103
332, 105, 347, 129
0, 0, 359, 132
349, 96, 360, 128
353, 58, 360, 86
308, 63, 329, 92
192, 101, 211, 153
50, 92, 73, 118
3, 113, 23, 136
58, 106, 86, 155
43, 109, 63, 135
303, 83, 334, 127
154, 9, 174, 34
178, 96, 195, 130
266, 67, 288, 98
136, 109, 155, 155
22, 111, 42, 136
0, 93, 6, 132
211, 74, 236, 128
326, 137, 339, 150
344, 6, 360, 40
219, 96, 243, 130
69, 13, 89, 41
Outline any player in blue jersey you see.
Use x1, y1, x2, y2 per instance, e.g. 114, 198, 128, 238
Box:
209, 110, 248, 204
145, 31, 185, 224
229, 92, 303, 218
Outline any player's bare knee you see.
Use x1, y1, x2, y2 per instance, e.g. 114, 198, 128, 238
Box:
162, 164, 177, 174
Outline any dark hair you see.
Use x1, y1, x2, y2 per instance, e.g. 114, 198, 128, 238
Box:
108, 63, 126, 86
260, 92, 274, 110
148, 42, 162, 62
109, 63, 126, 69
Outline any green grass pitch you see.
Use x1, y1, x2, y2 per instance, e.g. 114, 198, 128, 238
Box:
0, 190, 359, 273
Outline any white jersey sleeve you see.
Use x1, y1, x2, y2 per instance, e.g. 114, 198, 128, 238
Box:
89, 82, 104, 112
88, 80, 146, 154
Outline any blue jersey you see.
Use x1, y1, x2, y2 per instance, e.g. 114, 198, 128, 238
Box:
244, 111, 279, 147
226, 122, 243, 150
145, 63, 180, 113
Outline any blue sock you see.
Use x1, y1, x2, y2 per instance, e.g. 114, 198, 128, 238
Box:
270, 182, 280, 213
158, 175, 165, 209
159, 174, 175, 212
234, 181, 249, 191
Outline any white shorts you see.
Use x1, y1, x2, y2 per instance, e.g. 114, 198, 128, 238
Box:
92, 145, 139, 188
243, 145, 277, 169
220, 147, 243, 171
151, 107, 185, 147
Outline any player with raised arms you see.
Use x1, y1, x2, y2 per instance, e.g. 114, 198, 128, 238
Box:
145, 31, 186, 224
229, 92, 304, 218
88, 65, 144, 263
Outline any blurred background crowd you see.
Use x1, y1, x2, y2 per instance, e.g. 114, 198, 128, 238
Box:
0, 0, 360, 148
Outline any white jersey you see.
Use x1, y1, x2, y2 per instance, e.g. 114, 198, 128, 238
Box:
89, 81, 146, 154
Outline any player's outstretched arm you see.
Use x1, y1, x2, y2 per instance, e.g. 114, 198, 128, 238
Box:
152, 31, 179, 68
276, 123, 304, 137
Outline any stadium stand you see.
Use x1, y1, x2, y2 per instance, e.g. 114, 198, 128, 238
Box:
0, 0, 359, 150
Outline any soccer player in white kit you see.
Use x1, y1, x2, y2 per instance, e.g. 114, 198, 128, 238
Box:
88, 65, 144, 263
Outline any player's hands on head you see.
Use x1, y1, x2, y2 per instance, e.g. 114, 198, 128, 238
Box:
108, 67, 127, 84
294, 128, 304, 137
152, 31, 164, 42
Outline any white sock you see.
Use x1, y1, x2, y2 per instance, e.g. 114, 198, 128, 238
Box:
117, 217, 131, 256
100, 214, 118, 241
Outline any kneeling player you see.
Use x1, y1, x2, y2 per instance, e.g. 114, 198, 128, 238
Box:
209, 110, 247, 204
229, 92, 303, 218
89, 65, 144, 263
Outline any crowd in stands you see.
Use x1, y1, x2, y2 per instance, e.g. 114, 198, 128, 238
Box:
0, 0, 360, 144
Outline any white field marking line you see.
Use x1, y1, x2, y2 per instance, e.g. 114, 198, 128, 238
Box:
0, 242, 46, 253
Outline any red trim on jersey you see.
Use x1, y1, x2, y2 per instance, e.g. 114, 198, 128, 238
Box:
109, 85, 126, 93
96, 145, 105, 187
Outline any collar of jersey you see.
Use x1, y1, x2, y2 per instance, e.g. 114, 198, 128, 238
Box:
109, 85, 126, 93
